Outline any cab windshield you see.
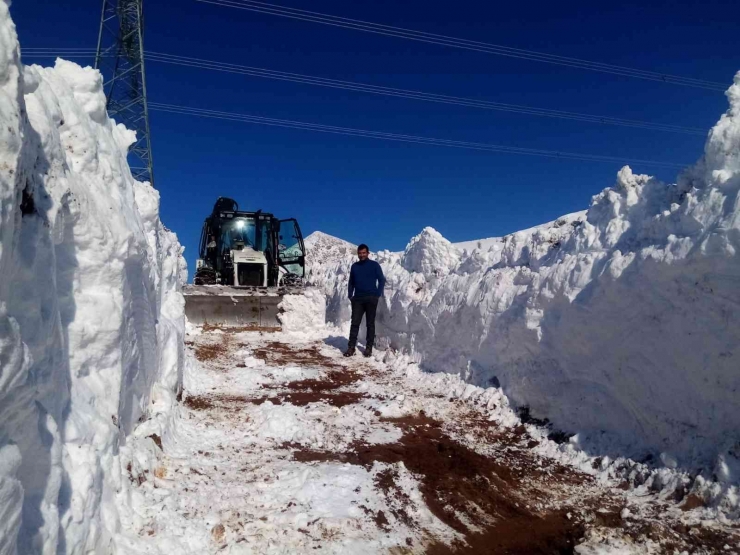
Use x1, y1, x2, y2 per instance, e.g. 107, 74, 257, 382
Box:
222, 218, 256, 252
221, 217, 275, 256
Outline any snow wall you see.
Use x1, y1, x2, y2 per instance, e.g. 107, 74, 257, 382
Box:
308, 72, 740, 471
0, 4, 186, 554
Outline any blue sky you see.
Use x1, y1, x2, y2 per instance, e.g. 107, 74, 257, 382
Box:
12, 0, 739, 272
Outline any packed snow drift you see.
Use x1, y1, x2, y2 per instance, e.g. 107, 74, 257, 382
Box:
307, 72, 740, 475
0, 4, 186, 554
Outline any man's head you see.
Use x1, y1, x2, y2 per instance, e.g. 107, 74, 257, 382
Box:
357, 244, 369, 261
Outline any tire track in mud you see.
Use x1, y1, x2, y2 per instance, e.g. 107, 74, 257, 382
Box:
185, 335, 598, 553
291, 411, 595, 554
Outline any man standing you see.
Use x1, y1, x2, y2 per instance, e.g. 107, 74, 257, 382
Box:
345, 244, 386, 358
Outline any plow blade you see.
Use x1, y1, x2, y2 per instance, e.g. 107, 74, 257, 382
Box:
183, 285, 300, 328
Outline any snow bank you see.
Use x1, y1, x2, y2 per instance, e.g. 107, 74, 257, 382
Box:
304, 231, 357, 325
277, 287, 327, 333
307, 71, 740, 473
0, 4, 186, 553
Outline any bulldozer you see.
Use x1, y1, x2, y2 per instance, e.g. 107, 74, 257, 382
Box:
183, 197, 306, 328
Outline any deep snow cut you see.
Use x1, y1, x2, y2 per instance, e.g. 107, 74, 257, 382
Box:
307, 71, 740, 473
1, 0, 738, 548
0, 3, 186, 554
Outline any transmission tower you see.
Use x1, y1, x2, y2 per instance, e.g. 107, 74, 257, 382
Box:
95, 0, 154, 185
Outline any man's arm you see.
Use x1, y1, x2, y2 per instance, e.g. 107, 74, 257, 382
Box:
348, 265, 355, 299
376, 262, 386, 297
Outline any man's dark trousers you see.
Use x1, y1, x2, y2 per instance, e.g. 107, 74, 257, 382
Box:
348, 296, 379, 349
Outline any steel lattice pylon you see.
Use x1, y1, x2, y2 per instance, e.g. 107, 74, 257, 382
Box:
95, 0, 154, 185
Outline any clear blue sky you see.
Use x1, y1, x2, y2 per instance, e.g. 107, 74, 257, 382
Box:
12, 0, 739, 273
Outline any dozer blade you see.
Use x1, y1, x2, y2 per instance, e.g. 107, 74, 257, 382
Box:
182, 285, 302, 328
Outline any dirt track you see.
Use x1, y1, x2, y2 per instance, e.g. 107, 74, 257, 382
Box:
128, 327, 740, 554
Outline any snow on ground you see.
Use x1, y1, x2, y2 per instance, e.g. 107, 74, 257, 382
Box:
115, 316, 740, 553
0, 4, 186, 553
307, 72, 740, 483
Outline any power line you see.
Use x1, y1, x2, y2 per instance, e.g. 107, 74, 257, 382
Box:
23, 48, 97, 58
21, 49, 708, 136
146, 52, 707, 136
24, 49, 97, 53
194, 0, 727, 92
21, 49, 689, 166
147, 101, 687, 169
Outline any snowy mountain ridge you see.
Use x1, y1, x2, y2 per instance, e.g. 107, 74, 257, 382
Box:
307, 73, 740, 478
303, 230, 356, 265
306, 209, 587, 263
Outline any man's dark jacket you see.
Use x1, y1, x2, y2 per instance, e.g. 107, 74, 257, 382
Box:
348, 259, 386, 298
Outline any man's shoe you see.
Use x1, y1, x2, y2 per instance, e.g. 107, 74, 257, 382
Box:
363, 347, 373, 358
343, 347, 356, 357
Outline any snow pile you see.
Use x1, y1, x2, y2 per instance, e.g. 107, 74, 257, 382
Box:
401, 226, 459, 276
303, 230, 356, 266
305, 232, 358, 325
277, 288, 327, 333
0, 4, 186, 554
306, 72, 740, 474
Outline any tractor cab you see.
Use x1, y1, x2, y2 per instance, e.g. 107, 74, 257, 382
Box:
194, 198, 305, 288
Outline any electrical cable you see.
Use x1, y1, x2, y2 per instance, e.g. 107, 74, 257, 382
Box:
148, 101, 687, 169
194, 0, 727, 91
145, 51, 706, 136
22, 48, 707, 136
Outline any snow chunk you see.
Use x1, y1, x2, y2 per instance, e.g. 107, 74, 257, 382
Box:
50, 58, 107, 123
278, 287, 327, 332
304, 230, 356, 265
401, 226, 460, 276
680, 71, 740, 190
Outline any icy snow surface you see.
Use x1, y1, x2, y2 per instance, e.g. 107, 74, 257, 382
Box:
115, 317, 740, 553
308, 72, 740, 476
0, 4, 186, 553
